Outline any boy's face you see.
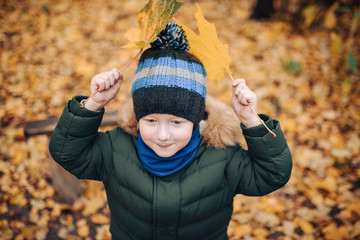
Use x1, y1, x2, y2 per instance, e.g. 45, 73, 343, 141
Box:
139, 114, 194, 158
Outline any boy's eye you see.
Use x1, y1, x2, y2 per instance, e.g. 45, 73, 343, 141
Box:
172, 120, 182, 125
144, 119, 156, 123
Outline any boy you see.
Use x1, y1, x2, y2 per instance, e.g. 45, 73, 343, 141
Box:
49, 22, 292, 239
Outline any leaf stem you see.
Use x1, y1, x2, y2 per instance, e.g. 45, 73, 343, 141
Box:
228, 73, 276, 137
80, 48, 144, 108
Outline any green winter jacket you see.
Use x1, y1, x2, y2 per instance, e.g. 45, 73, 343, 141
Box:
49, 96, 292, 240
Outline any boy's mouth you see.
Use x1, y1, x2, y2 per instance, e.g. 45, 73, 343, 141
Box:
156, 143, 172, 148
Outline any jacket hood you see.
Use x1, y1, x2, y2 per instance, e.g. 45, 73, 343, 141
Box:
116, 95, 241, 148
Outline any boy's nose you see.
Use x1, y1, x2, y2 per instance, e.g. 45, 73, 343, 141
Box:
157, 125, 170, 140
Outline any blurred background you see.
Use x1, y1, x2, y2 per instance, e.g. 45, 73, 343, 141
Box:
0, 0, 359, 239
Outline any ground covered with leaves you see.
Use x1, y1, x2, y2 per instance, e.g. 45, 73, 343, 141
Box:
1, 0, 360, 239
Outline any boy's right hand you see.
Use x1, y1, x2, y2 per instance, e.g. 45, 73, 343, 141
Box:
85, 68, 123, 111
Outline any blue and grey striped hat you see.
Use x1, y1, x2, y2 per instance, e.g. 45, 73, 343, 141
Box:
131, 22, 207, 126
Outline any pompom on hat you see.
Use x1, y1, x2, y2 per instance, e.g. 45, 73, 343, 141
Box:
131, 22, 207, 127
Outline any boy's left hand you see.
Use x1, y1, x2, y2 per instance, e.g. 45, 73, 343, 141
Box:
232, 79, 262, 128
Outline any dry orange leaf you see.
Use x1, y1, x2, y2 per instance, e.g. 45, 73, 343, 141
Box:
178, 4, 276, 137
123, 0, 183, 49
177, 4, 231, 83
82, 195, 106, 216
9, 192, 27, 207
296, 218, 314, 235
324, 2, 340, 29
232, 223, 252, 236
77, 225, 90, 238
90, 213, 110, 224
82, 0, 183, 108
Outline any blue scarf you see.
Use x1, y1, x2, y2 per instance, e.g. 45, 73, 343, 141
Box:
137, 126, 201, 177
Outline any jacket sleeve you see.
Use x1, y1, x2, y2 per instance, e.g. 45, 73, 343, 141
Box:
49, 96, 113, 181
226, 114, 292, 196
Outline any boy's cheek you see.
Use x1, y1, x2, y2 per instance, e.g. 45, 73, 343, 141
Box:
139, 124, 155, 139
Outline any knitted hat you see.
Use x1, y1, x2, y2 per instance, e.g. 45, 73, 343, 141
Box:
131, 22, 207, 126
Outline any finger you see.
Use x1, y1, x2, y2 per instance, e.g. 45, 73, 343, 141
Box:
232, 84, 239, 99
113, 77, 122, 89
232, 78, 246, 87
98, 76, 106, 91
91, 76, 99, 91
239, 94, 247, 105
108, 71, 115, 86
104, 75, 111, 89
119, 70, 123, 81
234, 83, 246, 96
112, 68, 120, 80
93, 75, 104, 91
233, 78, 245, 86
243, 92, 256, 106
234, 81, 248, 95
238, 78, 246, 85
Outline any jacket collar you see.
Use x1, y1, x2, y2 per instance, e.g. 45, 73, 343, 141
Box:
116, 95, 241, 148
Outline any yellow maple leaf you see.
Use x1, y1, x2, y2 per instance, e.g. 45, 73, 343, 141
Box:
123, 0, 183, 49
177, 4, 231, 83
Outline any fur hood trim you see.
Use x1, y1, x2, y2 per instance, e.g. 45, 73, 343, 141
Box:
116, 96, 241, 148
